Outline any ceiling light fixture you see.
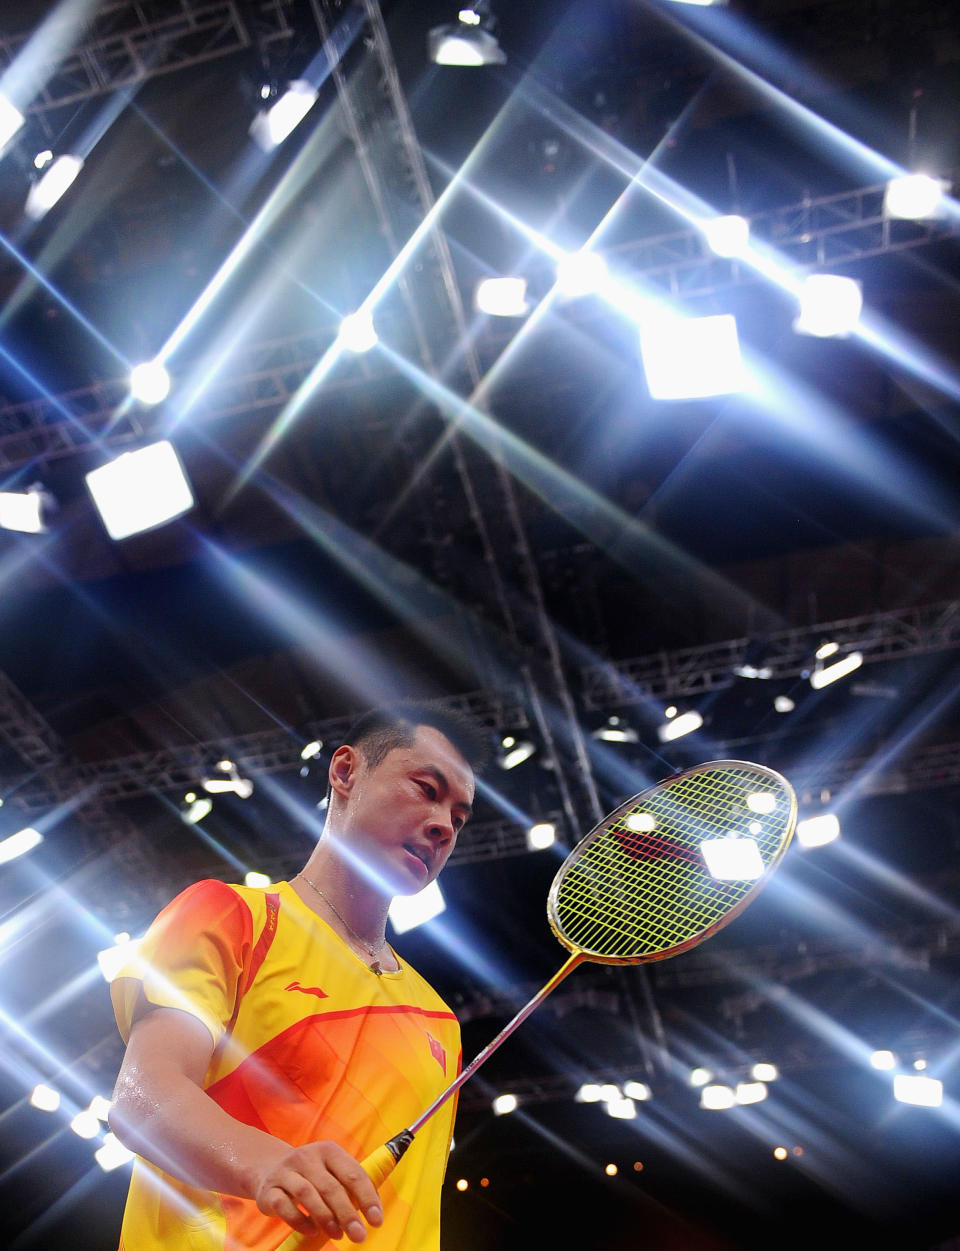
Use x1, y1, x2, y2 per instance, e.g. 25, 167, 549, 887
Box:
25, 153, 84, 220
657, 709, 703, 742
86, 441, 194, 540
250, 79, 318, 150
428, 2, 506, 66
388, 879, 446, 933
884, 173, 948, 220
0, 826, 43, 864
0, 484, 50, 534
640, 313, 744, 400
810, 650, 863, 689
475, 277, 528, 316
794, 275, 863, 338
129, 360, 171, 405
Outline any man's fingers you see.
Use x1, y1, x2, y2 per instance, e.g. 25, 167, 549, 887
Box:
326, 1154, 383, 1227
261, 1186, 320, 1236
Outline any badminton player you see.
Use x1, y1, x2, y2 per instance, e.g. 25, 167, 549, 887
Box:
109, 703, 484, 1250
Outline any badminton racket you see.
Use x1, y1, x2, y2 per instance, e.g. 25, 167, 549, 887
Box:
279, 758, 796, 1249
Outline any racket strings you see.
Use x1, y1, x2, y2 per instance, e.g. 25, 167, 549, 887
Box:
552, 766, 792, 959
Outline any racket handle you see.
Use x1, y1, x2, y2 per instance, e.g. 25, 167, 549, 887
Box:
274, 1137, 407, 1251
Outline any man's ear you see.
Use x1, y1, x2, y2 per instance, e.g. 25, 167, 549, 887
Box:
328, 744, 360, 801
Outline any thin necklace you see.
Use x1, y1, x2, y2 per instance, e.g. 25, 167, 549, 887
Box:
296, 871, 388, 975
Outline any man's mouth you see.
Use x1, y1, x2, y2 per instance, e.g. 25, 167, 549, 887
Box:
403, 844, 432, 872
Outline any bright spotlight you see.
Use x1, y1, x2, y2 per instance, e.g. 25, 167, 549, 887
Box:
182, 796, 213, 825
703, 214, 749, 258
70, 1109, 101, 1139
773, 1145, 789, 1160
388, 879, 446, 933
893, 1074, 942, 1108
884, 174, 948, 220
338, 310, 378, 353
751, 1062, 779, 1082
95, 1132, 135, 1171
250, 80, 318, 150
593, 716, 638, 743
30, 1084, 60, 1112
0, 94, 25, 152
86, 441, 194, 540
746, 792, 777, 815
25, 154, 83, 220
0, 826, 42, 865
129, 360, 171, 405
526, 822, 556, 850
700, 837, 765, 881
735, 1081, 768, 1105
870, 1049, 897, 1071
605, 1096, 637, 1120
657, 710, 703, 742
624, 811, 657, 833
89, 1095, 112, 1121
428, 8, 506, 65
498, 736, 535, 769
576, 1083, 604, 1103
97, 934, 140, 983
640, 313, 744, 400
700, 1083, 736, 1110
774, 695, 795, 713
244, 871, 272, 888
794, 275, 863, 338
622, 1080, 652, 1101
556, 251, 608, 298
796, 813, 840, 849
0, 487, 47, 534
810, 650, 863, 688
475, 277, 528, 316
301, 740, 323, 760
492, 1093, 518, 1115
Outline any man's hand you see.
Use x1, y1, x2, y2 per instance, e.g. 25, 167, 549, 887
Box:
255, 1141, 383, 1243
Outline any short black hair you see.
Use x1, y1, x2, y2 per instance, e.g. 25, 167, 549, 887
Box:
343, 701, 489, 774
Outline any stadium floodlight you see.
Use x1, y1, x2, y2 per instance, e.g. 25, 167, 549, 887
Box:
870, 1049, 897, 1071
428, 4, 505, 65
796, 813, 840, 849
576, 1083, 604, 1103
794, 275, 863, 338
893, 1074, 942, 1107
0, 94, 24, 153
735, 1081, 768, 1105
30, 1084, 60, 1112
25, 154, 83, 220
700, 1083, 736, 1109
0, 826, 42, 864
475, 277, 528, 316
95, 1133, 135, 1171
689, 1067, 713, 1087
622, 1080, 652, 1101
700, 837, 765, 881
338, 310, 378, 353
751, 1062, 779, 1082
526, 822, 556, 850
86, 441, 194, 540
492, 1093, 518, 1115
606, 1096, 637, 1119
250, 80, 318, 150
244, 871, 272, 888
884, 174, 948, 220
388, 879, 446, 933
810, 650, 863, 689
70, 1109, 100, 1139
556, 251, 608, 298
657, 709, 703, 742
498, 735, 535, 769
0, 486, 47, 533
129, 360, 171, 405
640, 313, 744, 400
703, 215, 750, 258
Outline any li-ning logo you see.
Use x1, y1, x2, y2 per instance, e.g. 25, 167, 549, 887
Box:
426, 1032, 446, 1073
285, 981, 329, 999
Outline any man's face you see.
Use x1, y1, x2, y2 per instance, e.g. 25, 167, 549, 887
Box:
336, 725, 475, 895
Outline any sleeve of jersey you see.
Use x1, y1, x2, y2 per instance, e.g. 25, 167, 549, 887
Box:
111, 880, 253, 1049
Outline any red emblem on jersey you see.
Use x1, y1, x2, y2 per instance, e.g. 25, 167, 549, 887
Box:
426, 1032, 446, 1073
284, 981, 328, 998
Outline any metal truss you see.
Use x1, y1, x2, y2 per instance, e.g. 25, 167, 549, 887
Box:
1, 1, 298, 115
608, 181, 958, 299
3, 686, 529, 811
582, 599, 960, 707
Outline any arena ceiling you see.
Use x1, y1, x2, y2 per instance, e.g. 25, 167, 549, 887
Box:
1, 1, 959, 1248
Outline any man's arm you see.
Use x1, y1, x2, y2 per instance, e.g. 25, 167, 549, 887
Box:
109, 1005, 383, 1244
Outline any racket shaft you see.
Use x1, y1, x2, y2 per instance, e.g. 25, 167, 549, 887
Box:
277, 954, 582, 1250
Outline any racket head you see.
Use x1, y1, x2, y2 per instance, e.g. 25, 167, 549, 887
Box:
547, 760, 796, 966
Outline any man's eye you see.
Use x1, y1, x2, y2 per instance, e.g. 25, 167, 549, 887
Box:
419, 781, 437, 800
